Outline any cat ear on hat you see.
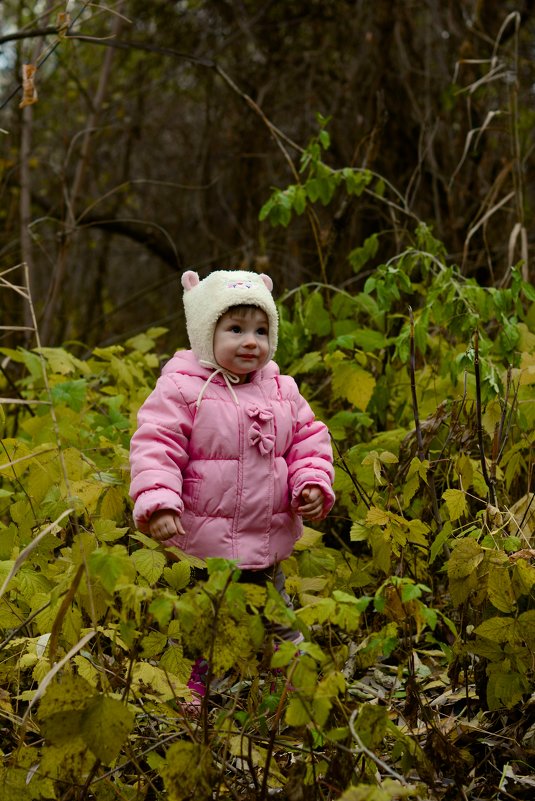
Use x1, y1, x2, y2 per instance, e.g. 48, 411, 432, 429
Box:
182, 271, 200, 290
259, 273, 273, 292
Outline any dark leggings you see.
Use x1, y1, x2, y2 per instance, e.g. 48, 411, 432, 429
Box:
193, 564, 303, 645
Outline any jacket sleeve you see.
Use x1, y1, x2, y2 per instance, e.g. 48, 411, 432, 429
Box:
129, 376, 194, 533
285, 387, 335, 518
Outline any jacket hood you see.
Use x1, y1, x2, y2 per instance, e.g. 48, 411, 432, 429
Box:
161, 349, 280, 383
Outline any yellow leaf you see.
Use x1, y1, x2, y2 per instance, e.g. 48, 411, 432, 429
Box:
331, 360, 376, 410
350, 521, 369, 541
456, 453, 473, 490
362, 450, 384, 485
447, 538, 484, 580
83, 695, 135, 764
442, 488, 468, 521
482, 399, 502, 436
474, 616, 513, 643
487, 564, 516, 613
132, 662, 189, 701
99, 487, 125, 521
366, 506, 390, 526
518, 351, 535, 385
407, 519, 429, 546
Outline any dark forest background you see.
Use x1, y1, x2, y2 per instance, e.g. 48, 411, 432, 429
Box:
1, 0, 534, 348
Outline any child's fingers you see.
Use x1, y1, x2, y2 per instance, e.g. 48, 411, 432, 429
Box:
150, 512, 185, 541
174, 516, 186, 536
297, 492, 324, 520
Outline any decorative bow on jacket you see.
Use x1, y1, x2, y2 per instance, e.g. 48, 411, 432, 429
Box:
246, 404, 274, 422
246, 404, 275, 454
248, 421, 276, 455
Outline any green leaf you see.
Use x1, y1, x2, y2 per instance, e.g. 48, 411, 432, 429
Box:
149, 595, 175, 627
318, 129, 330, 149
348, 233, 379, 273
140, 630, 167, 657
89, 549, 132, 593
429, 522, 452, 564
50, 379, 87, 411
131, 548, 166, 583
82, 695, 135, 763
288, 350, 323, 376
486, 662, 529, 710
362, 451, 386, 488
160, 645, 192, 682
352, 704, 389, 749
99, 487, 125, 522
38, 674, 96, 740
455, 453, 474, 490
351, 328, 388, 351
341, 168, 372, 197
160, 742, 215, 801
293, 185, 307, 214
285, 694, 311, 727
93, 519, 129, 543
163, 560, 191, 591
400, 582, 423, 602
517, 609, 535, 643
338, 780, 420, 801
304, 292, 331, 336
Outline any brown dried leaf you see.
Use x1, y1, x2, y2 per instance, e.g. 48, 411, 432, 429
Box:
19, 64, 38, 109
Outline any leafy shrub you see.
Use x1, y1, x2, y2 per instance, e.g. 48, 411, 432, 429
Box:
1, 251, 534, 799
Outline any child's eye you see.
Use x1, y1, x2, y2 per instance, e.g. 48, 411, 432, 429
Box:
230, 325, 241, 333
257, 327, 268, 336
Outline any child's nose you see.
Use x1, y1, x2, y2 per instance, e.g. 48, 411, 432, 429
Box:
243, 332, 257, 347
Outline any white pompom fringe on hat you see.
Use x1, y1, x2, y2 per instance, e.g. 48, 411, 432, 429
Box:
181, 269, 279, 367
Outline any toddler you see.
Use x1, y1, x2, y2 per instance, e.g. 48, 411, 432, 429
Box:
129, 270, 335, 695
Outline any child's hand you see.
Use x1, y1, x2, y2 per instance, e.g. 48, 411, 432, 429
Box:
149, 510, 185, 541
297, 485, 324, 521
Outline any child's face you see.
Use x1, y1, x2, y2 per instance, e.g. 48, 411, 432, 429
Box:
213, 308, 269, 382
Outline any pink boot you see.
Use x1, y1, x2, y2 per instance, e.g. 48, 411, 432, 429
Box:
181, 657, 208, 713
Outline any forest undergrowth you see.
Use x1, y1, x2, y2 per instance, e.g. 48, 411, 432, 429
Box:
1, 4, 535, 798
1, 225, 534, 801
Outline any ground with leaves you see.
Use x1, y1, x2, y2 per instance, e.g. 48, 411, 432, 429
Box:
1, 243, 534, 800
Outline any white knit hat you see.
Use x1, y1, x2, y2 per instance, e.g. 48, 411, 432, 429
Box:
181, 269, 279, 367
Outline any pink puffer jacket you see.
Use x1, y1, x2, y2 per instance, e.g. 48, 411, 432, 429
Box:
129, 351, 335, 569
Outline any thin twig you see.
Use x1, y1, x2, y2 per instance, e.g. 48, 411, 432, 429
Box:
259, 655, 301, 801
0, 508, 73, 601
331, 436, 372, 509
348, 708, 408, 785
408, 308, 442, 530
497, 371, 520, 463
0, 601, 52, 649
473, 330, 497, 506
19, 630, 96, 726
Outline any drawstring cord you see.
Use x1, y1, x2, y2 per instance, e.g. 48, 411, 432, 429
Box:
196, 361, 240, 408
